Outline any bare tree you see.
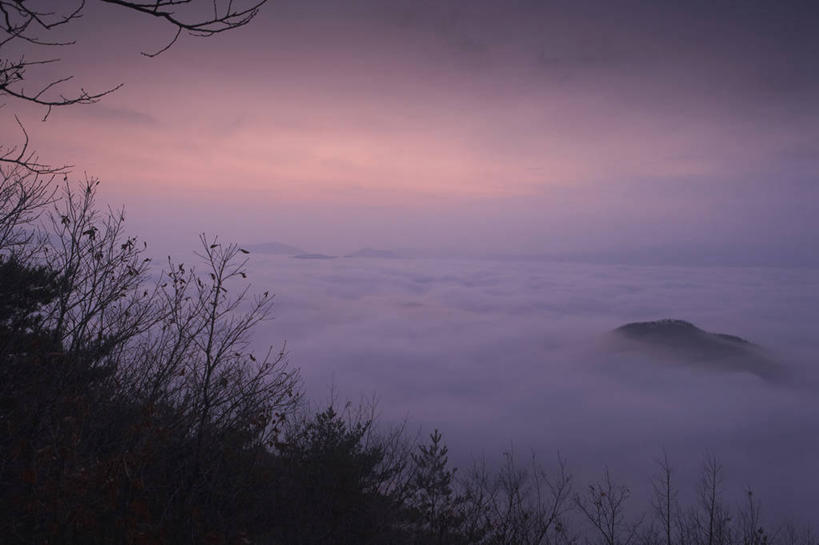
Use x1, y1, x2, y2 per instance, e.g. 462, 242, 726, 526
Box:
39, 178, 158, 367
0, 0, 269, 172
774, 522, 817, 545
0, 3, 310, 541
100, 0, 268, 57
651, 451, 679, 545
0, 168, 302, 541
575, 467, 642, 545
688, 455, 731, 545
0, 165, 54, 255
0, 116, 69, 175
174, 234, 299, 452
462, 449, 574, 545
0, 0, 267, 106
737, 489, 767, 545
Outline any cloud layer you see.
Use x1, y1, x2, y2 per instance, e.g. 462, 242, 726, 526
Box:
238, 254, 819, 522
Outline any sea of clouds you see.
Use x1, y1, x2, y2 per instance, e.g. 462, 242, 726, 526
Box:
243, 254, 819, 524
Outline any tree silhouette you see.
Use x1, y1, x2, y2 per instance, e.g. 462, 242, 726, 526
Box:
408, 428, 467, 544
0, 0, 269, 173
268, 405, 406, 545
575, 467, 641, 545
0, 172, 301, 542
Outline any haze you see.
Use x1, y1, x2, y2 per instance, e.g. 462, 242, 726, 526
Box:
4, 0, 817, 265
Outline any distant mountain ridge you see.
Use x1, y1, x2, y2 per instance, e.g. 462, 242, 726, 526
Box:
611, 319, 786, 382
246, 242, 403, 260
292, 253, 337, 260
344, 248, 399, 259
244, 241, 304, 255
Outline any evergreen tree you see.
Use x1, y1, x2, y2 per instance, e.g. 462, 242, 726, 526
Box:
268, 406, 406, 545
409, 429, 466, 544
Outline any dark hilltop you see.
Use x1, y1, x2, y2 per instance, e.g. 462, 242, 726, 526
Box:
611, 319, 787, 382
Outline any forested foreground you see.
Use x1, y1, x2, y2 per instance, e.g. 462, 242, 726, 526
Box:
0, 176, 816, 545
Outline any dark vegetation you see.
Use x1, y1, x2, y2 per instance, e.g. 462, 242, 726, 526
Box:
611, 320, 786, 382
615, 320, 753, 348
1, 2, 816, 544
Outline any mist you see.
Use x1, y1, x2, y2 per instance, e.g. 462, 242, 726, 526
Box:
209, 251, 818, 523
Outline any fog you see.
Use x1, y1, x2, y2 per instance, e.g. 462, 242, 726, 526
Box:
232, 253, 819, 522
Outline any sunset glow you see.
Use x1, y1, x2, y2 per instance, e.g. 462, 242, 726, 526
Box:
4, 1, 814, 259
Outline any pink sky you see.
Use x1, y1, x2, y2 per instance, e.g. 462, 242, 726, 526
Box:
2, 1, 817, 261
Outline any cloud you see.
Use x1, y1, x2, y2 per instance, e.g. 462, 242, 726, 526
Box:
240, 253, 819, 523
77, 104, 158, 126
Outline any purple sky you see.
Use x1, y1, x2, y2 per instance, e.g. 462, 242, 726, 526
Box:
3, 0, 818, 264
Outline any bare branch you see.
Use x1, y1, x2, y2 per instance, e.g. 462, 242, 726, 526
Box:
141, 25, 182, 57
575, 467, 642, 545
100, 0, 267, 40
0, 116, 70, 174
0, 0, 268, 115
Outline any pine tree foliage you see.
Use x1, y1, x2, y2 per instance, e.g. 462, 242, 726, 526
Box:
409, 428, 467, 544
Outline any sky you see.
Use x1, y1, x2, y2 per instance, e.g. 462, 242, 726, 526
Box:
2, 0, 818, 264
